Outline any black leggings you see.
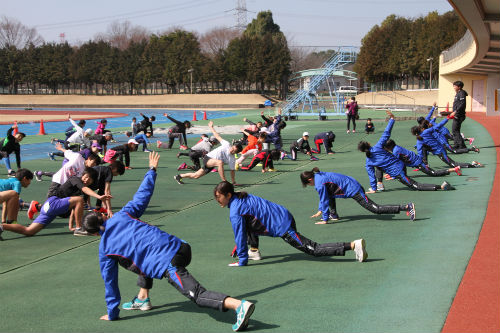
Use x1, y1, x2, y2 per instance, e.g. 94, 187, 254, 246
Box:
347, 114, 356, 130
136, 243, 228, 312
327, 192, 403, 215
418, 164, 450, 177
396, 171, 441, 191
437, 153, 475, 168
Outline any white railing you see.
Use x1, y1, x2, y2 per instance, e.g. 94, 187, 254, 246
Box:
442, 30, 474, 63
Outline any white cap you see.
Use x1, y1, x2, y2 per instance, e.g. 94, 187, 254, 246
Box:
128, 139, 139, 145
85, 128, 92, 134
260, 127, 270, 134
303, 132, 309, 136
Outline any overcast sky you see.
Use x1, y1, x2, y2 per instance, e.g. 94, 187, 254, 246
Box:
3, 0, 453, 49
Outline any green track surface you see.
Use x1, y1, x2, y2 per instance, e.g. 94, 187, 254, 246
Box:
0, 110, 494, 332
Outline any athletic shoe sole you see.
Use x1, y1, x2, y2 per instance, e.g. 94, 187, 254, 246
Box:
233, 301, 255, 332
354, 239, 367, 262
174, 175, 184, 184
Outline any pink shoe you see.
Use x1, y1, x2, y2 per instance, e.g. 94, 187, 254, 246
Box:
179, 145, 188, 150
211, 168, 218, 173
352, 130, 356, 133
454, 166, 462, 176
468, 137, 475, 145
177, 162, 187, 171
157, 140, 162, 148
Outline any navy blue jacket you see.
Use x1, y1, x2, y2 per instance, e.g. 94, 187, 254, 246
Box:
99, 170, 183, 320
364, 119, 405, 189
392, 145, 423, 167
228, 193, 292, 266
314, 172, 364, 221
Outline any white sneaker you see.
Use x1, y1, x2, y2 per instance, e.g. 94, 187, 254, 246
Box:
353, 239, 367, 262
248, 249, 262, 261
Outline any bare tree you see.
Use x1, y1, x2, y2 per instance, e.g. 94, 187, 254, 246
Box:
199, 27, 240, 58
0, 16, 44, 49
95, 20, 150, 50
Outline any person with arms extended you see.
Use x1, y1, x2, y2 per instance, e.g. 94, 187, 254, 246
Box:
81, 152, 255, 331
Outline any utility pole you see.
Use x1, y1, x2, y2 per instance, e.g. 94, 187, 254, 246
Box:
188, 68, 194, 94
427, 57, 433, 89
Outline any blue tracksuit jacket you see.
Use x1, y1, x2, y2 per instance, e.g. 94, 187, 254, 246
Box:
416, 118, 449, 156
99, 170, 182, 320
228, 193, 292, 266
364, 118, 405, 190
392, 145, 423, 167
425, 107, 451, 145
314, 172, 364, 221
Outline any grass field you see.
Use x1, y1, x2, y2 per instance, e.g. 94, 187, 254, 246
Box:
0, 109, 495, 332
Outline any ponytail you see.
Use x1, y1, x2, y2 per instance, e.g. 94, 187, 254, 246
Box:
300, 167, 320, 187
411, 126, 423, 141
214, 181, 248, 199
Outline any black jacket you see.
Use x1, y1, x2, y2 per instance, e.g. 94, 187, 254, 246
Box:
452, 89, 468, 119
0, 128, 21, 168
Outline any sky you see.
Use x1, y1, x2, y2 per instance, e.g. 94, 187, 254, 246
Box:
2, 0, 454, 49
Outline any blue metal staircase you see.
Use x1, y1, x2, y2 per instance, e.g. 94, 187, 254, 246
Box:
281, 47, 357, 117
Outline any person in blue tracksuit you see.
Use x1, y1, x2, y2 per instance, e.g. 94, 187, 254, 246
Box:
82, 152, 255, 332
214, 181, 368, 265
383, 139, 461, 177
418, 105, 478, 154
300, 167, 416, 223
411, 117, 482, 169
358, 112, 454, 192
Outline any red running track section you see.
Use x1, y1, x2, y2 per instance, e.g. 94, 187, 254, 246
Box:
442, 113, 500, 333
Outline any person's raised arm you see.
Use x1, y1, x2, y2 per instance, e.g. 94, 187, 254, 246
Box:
208, 120, 224, 143
425, 103, 437, 121
376, 112, 395, 147
243, 118, 256, 126
163, 113, 182, 126
121, 152, 160, 218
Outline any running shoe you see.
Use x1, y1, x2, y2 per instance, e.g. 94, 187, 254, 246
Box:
174, 174, 184, 184
122, 297, 152, 311
34, 171, 43, 182
310, 156, 319, 161
211, 168, 218, 173
7, 170, 16, 177
143, 149, 152, 153
235, 163, 240, 171
353, 239, 367, 263
248, 249, 262, 261
177, 162, 187, 171
384, 174, 394, 180
27, 200, 39, 220
352, 130, 356, 133
267, 168, 276, 172
376, 183, 385, 191
347, 130, 350, 134
441, 181, 455, 191
176, 152, 181, 158
73, 228, 91, 236
232, 300, 255, 332
471, 161, 483, 167
179, 145, 188, 150
156, 140, 162, 148
406, 203, 416, 221
454, 166, 462, 176
472, 146, 480, 153
329, 213, 340, 221
468, 137, 475, 145
280, 151, 286, 160
48, 153, 55, 161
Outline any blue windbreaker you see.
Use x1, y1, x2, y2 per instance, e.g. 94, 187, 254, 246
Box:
314, 172, 363, 221
425, 107, 451, 146
416, 118, 449, 156
392, 145, 423, 167
364, 118, 405, 189
99, 170, 182, 320
228, 193, 292, 266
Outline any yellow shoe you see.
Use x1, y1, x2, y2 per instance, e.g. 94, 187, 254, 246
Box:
235, 164, 240, 171
268, 168, 276, 172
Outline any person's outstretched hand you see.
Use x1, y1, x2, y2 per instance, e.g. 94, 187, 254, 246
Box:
208, 120, 214, 128
149, 151, 160, 169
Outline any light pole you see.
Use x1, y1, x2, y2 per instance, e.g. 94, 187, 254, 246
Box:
188, 68, 194, 94
426, 57, 433, 89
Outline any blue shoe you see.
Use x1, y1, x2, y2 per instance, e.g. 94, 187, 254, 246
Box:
329, 213, 340, 221
232, 300, 254, 331
122, 296, 152, 311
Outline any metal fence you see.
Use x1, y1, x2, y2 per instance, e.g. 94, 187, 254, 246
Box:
442, 30, 474, 63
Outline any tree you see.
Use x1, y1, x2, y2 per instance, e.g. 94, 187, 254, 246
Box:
95, 20, 149, 51
200, 27, 240, 58
0, 16, 43, 49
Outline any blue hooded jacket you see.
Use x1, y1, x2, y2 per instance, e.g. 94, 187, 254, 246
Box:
313, 172, 364, 221
228, 193, 292, 266
99, 170, 182, 320
364, 118, 405, 189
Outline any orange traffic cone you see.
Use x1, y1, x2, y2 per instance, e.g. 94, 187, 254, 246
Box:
445, 102, 449, 112
12, 121, 18, 135
202, 110, 207, 120
192, 111, 197, 121
38, 119, 47, 135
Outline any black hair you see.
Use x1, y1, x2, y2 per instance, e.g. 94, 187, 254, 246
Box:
358, 141, 372, 158
83, 167, 98, 183
421, 119, 431, 129
417, 116, 425, 124
78, 120, 86, 126
16, 168, 33, 181
132, 117, 136, 121
87, 153, 101, 165
351, 96, 356, 101
270, 149, 281, 161
109, 160, 125, 175
384, 139, 396, 152
125, 131, 132, 137
17, 132, 26, 138
259, 132, 267, 139
367, 118, 372, 121
82, 211, 104, 234
184, 120, 191, 128
300, 167, 320, 187
411, 126, 423, 141
453, 80, 464, 89
213, 181, 247, 199
101, 119, 108, 124
150, 116, 156, 122
234, 143, 243, 153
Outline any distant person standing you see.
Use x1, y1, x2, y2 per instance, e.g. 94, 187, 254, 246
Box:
449, 81, 468, 149
346, 97, 359, 133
